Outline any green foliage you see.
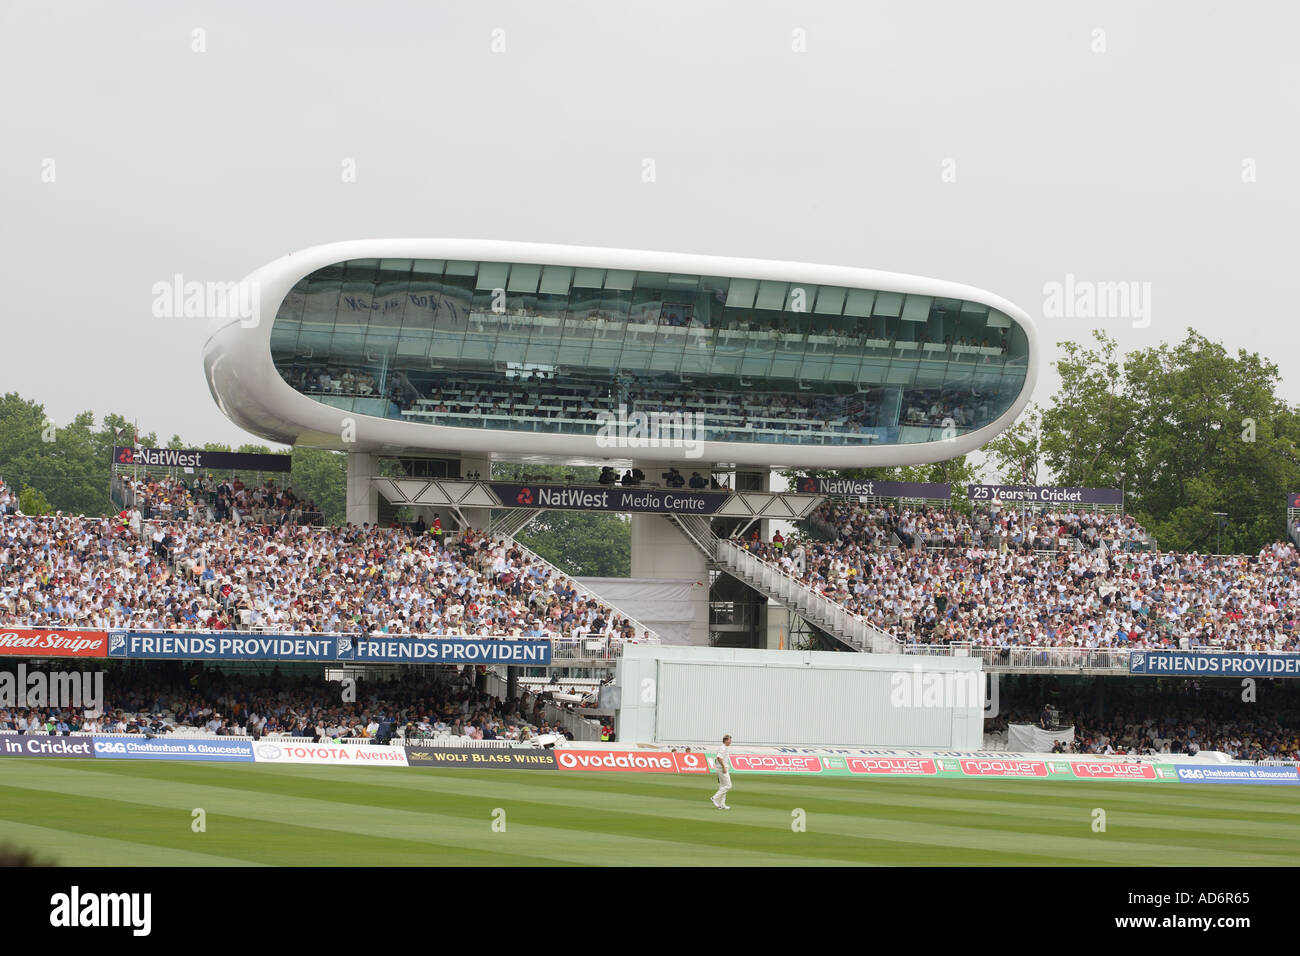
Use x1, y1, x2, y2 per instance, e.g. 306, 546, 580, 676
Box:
289, 447, 346, 525
1039, 329, 1297, 552
0, 392, 319, 521
18, 485, 53, 516
0, 394, 143, 516
982, 404, 1044, 485
781, 456, 981, 513
516, 510, 632, 577
492, 462, 631, 576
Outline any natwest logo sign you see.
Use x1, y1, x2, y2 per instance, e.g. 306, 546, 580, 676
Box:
0, 629, 108, 658
555, 750, 683, 773
729, 754, 822, 774
959, 759, 1049, 777
846, 757, 937, 776
1072, 762, 1157, 780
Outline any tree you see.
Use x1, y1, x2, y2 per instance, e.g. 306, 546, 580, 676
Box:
516, 509, 632, 577
18, 486, 53, 516
1038, 331, 1139, 489
492, 462, 631, 576
0, 395, 130, 516
290, 447, 346, 525
1035, 329, 1299, 552
982, 404, 1044, 485
780, 455, 981, 503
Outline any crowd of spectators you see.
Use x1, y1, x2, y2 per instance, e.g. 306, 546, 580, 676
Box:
0, 666, 578, 744
993, 680, 1300, 761
274, 358, 1015, 443
737, 503, 1300, 651
810, 501, 1150, 553
0, 511, 640, 642
279, 365, 410, 407
116, 473, 324, 527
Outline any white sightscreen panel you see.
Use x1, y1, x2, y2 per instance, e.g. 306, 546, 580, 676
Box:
655, 662, 959, 748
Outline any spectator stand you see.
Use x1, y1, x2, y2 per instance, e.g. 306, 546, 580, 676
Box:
112, 466, 325, 528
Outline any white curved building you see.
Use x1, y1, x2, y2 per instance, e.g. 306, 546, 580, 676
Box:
202, 239, 1037, 470
202, 239, 1037, 646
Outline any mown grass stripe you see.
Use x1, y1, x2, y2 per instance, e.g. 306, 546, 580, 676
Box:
0, 759, 1295, 866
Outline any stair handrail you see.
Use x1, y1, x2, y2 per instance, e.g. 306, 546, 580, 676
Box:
715, 537, 900, 653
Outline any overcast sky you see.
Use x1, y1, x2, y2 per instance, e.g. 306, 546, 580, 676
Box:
3, 0, 1297, 451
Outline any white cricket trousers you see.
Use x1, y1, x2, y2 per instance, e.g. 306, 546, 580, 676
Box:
713, 772, 732, 805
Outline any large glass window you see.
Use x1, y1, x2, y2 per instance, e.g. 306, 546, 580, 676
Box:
268, 259, 1030, 447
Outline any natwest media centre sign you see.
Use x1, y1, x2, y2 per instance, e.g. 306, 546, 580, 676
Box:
490, 482, 730, 515
0, 629, 107, 659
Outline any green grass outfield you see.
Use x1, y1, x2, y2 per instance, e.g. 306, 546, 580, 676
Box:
0, 758, 1296, 866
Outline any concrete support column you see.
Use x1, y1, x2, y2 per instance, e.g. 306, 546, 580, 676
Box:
632, 514, 710, 644
345, 452, 379, 527
761, 598, 790, 649
631, 459, 711, 645
735, 469, 789, 649
459, 455, 492, 532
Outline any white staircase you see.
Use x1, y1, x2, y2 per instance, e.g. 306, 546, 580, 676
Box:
491, 508, 543, 539
714, 537, 900, 653
503, 535, 662, 644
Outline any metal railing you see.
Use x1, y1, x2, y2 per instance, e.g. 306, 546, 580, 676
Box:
504, 534, 661, 645
492, 508, 542, 539
549, 637, 623, 662
669, 513, 719, 560
898, 643, 1134, 672
715, 538, 899, 653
